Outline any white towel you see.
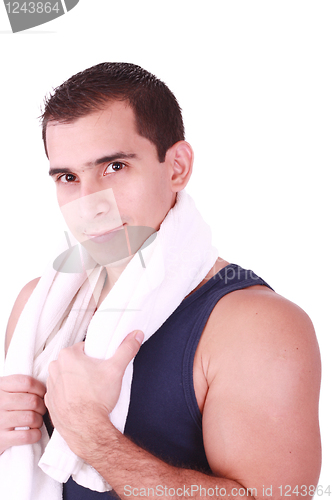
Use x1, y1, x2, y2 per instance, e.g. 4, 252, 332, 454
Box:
0, 191, 218, 499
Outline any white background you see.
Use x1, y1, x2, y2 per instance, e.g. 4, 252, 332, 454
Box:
0, 0, 332, 493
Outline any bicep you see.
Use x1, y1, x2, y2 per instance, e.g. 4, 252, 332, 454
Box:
202, 297, 321, 497
5, 278, 40, 355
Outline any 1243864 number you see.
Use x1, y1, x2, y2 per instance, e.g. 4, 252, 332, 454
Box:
5, 2, 60, 14
278, 485, 331, 497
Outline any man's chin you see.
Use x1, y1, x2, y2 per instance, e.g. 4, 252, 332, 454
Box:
81, 225, 157, 267
81, 228, 130, 266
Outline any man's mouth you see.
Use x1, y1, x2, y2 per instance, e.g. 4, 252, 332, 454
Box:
84, 224, 125, 244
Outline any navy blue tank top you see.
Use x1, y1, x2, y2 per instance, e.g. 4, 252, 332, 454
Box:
63, 264, 272, 499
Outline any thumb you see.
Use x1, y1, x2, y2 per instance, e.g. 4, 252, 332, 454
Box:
109, 330, 144, 374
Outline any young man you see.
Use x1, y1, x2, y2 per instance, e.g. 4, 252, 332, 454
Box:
1, 63, 321, 499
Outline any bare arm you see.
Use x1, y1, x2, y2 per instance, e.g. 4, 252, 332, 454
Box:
201, 288, 321, 497
4, 277, 40, 355
74, 419, 256, 498
45, 288, 321, 500
0, 278, 46, 454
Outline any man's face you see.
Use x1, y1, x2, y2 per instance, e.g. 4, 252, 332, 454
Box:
46, 101, 176, 265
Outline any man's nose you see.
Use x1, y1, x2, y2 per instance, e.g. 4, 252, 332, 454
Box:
78, 185, 115, 220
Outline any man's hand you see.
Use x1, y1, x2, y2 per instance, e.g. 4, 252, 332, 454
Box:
45, 330, 143, 455
0, 375, 47, 455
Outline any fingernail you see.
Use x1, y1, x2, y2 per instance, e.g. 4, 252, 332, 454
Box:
134, 330, 144, 344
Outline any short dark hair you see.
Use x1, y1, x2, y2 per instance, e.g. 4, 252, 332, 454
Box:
41, 62, 185, 162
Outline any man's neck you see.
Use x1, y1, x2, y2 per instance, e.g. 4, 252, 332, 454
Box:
184, 257, 229, 300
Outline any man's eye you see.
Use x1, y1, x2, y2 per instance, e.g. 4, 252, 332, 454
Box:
104, 162, 125, 174
58, 173, 77, 183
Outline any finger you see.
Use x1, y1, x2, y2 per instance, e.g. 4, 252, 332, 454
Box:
0, 427, 42, 450
0, 410, 44, 430
0, 392, 47, 415
123, 330, 144, 345
110, 330, 144, 373
0, 375, 46, 398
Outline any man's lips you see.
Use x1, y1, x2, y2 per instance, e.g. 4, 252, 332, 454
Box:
53, 225, 157, 272
84, 224, 125, 243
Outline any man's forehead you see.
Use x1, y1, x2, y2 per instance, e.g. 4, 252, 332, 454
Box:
45, 103, 139, 155
45, 100, 160, 163
46, 101, 135, 132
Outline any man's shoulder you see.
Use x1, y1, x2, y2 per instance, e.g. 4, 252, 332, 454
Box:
207, 283, 314, 341
201, 283, 320, 384
5, 278, 40, 354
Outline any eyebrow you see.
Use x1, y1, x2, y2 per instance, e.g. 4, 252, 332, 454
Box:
49, 167, 72, 177
49, 152, 138, 177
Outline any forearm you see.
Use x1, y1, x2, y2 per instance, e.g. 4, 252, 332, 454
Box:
74, 416, 252, 500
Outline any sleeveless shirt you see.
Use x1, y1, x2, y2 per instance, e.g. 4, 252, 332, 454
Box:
62, 264, 272, 499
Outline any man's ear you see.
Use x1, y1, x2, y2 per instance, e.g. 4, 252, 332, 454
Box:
165, 141, 194, 192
